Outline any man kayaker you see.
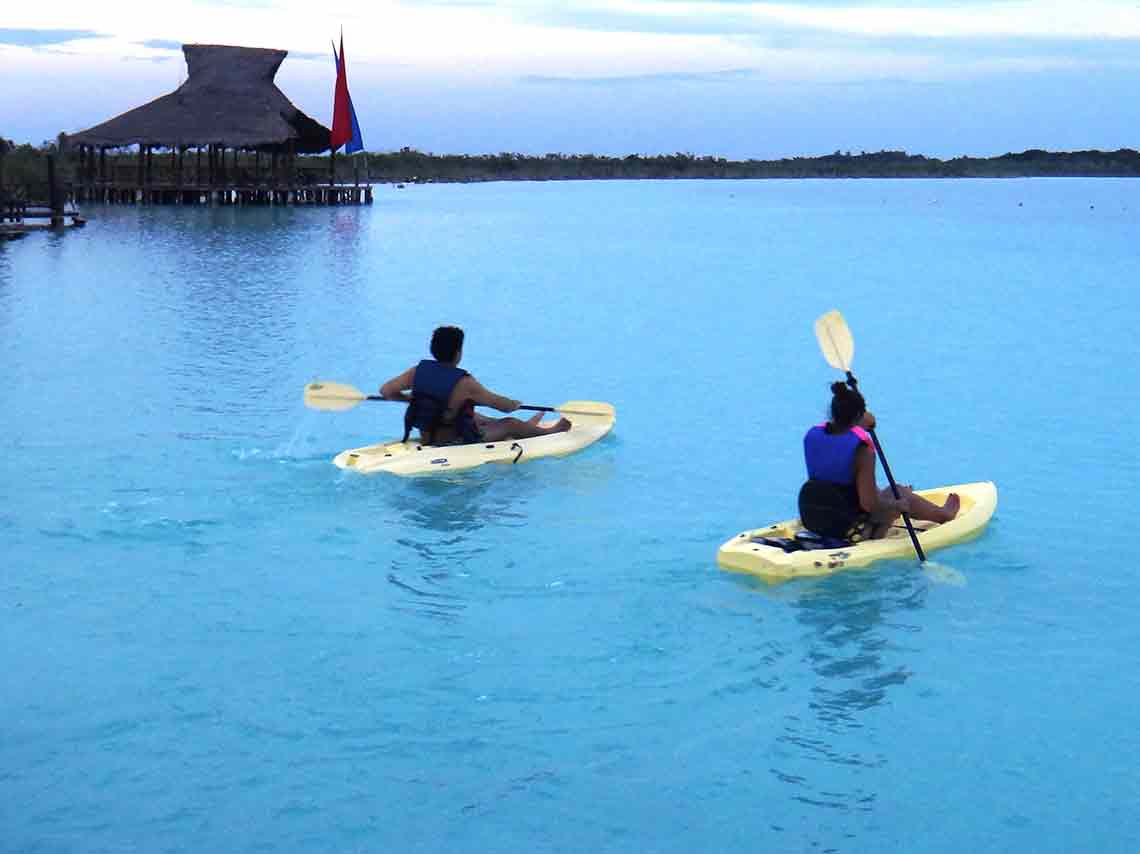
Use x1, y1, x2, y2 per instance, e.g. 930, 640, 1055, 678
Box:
799, 382, 960, 540
379, 326, 571, 445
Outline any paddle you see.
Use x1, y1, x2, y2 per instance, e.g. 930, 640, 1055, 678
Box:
813, 310, 927, 563
303, 381, 612, 417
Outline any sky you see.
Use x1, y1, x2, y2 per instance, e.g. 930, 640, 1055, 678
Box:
1, 1, 1138, 159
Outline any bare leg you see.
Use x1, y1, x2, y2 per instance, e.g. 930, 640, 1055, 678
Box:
868, 487, 959, 539
479, 416, 572, 442
906, 490, 960, 523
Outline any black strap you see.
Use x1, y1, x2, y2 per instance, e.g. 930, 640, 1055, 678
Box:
402, 392, 448, 445
402, 395, 483, 446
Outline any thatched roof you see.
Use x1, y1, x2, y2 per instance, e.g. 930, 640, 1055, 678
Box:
66, 44, 330, 153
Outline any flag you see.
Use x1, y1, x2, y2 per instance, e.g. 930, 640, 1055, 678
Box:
330, 34, 363, 154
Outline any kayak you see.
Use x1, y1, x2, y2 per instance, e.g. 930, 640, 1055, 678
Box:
717, 481, 997, 583
332, 400, 615, 476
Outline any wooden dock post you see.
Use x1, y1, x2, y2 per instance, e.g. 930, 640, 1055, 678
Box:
47, 154, 64, 227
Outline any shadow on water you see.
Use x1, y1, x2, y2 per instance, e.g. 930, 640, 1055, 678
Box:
758, 565, 929, 828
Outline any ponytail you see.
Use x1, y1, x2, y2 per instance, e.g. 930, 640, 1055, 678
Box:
829, 382, 866, 430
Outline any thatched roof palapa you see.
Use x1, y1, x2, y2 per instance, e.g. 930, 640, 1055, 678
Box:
67, 44, 331, 153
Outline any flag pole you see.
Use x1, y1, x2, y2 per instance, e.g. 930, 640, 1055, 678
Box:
329, 37, 338, 190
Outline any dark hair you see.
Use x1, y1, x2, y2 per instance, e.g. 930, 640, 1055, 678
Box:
829, 381, 866, 430
430, 326, 464, 362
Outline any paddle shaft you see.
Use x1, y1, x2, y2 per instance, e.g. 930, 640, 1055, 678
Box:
363, 395, 588, 416
845, 371, 928, 563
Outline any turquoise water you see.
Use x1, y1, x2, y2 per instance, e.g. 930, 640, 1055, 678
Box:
3, 179, 1138, 852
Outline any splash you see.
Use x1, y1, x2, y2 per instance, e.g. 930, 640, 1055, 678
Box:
274, 415, 318, 459
923, 560, 967, 587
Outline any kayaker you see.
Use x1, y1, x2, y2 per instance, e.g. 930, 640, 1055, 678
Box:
799, 382, 960, 540
379, 326, 572, 445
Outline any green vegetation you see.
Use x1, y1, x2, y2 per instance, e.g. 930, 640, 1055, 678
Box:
4, 137, 1140, 190
356, 147, 1140, 182
0, 137, 61, 189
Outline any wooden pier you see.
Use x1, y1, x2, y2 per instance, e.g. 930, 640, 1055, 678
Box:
2, 160, 86, 238
72, 179, 372, 207
69, 140, 372, 207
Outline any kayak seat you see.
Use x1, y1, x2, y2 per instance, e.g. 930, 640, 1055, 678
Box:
749, 536, 803, 552
794, 530, 851, 550
747, 531, 852, 553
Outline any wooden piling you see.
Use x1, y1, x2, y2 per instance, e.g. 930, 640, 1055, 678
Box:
46, 154, 63, 226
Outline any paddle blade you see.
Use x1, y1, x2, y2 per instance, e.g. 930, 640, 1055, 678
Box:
557, 401, 615, 420
814, 310, 855, 372
304, 381, 367, 412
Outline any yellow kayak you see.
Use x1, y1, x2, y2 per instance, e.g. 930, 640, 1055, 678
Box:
332, 400, 615, 476
717, 481, 997, 583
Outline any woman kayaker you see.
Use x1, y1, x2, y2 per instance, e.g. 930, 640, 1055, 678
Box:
799, 382, 960, 540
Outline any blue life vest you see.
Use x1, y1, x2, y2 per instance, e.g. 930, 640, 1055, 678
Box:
403, 359, 481, 444
803, 424, 869, 485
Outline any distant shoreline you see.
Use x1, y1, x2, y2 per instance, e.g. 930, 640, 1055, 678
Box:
3, 141, 1139, 189
356, 148, 1140, 183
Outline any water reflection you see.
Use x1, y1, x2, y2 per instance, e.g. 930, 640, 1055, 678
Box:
0, 243, 10, 333
374, 451, 616, 621
328, 206, 366, 252
379, 472, 529, 621
149, 207, 372, 428
769, 566, 929, 818
385, 571, 468, 623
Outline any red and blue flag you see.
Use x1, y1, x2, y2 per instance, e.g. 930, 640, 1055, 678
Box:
331, 34, 363, 154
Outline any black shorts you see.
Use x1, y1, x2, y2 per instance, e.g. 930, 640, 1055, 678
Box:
798, 479, 868, 540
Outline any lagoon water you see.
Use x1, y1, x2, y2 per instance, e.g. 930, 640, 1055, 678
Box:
3, 178, 1139, 852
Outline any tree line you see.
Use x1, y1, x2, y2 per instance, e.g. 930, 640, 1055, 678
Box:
362, 147, 1140, 181
4, 137, 1140, 188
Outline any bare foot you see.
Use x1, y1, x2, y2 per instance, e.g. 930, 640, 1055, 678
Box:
547, 417, 571, 434
939, 493, 961, 522
525, 411, 544, 426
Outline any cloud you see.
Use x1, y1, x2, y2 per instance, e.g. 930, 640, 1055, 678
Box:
488, 1, 1140, 79
0, 28, 109, 47
386, 0, 1140, 42
523, 67, 762, 85
129, 39, 326, 61
135, 39, 183, 51
520, 65, 951, 88
393, 0, 498, 6
189, 0, 280, 7
119, 54, 176, 63
288, 50, 331, 61
516, 0, 1140, 40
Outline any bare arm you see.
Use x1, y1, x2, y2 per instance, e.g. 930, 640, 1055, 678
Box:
854, 444, 879, 513
855, 441, 907, 515
459, 376, 519, 413
380, 367, 415, 402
